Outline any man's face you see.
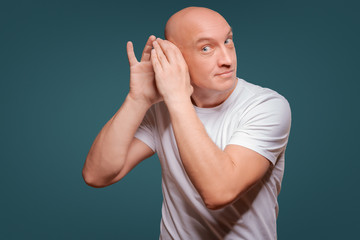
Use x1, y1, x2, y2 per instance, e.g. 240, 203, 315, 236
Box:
179, 18, 237, 96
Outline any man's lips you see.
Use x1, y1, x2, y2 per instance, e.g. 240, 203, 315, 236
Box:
216, 70, 234, 77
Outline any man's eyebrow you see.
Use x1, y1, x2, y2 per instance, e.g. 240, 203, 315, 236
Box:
195, 27, 233, 44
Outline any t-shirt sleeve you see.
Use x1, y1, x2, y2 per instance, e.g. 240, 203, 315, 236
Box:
134, 108, 156, 152
228, 93, 291, 165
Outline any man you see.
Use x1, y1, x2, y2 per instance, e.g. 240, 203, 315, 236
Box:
83, 6, 291, 240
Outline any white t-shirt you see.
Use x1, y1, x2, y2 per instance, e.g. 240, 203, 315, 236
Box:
134, 78, 291, 240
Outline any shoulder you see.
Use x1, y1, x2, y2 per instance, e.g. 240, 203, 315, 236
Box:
233, 79, 292, 132
237, 78, 288, 102
227, 79, 292, 163
236, 79, 291, 115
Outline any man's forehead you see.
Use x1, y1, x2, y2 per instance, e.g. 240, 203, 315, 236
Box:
165, 7, 231, 46
194, 27, 233, 44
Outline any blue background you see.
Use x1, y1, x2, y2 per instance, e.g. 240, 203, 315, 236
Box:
1, 0, 359, 239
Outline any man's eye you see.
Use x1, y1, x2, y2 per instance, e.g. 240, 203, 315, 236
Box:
225, 38, 232, 44
202, 46, 210, 52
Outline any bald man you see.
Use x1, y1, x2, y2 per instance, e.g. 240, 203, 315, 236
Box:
83, 7, 291, 240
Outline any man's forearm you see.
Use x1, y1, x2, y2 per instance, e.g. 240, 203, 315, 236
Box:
83, 95, 151, 186
166, 100, 235, 206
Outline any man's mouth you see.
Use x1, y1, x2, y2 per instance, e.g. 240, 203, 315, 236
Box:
216, 70, 234, 77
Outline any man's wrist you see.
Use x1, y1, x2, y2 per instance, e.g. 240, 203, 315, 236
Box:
125, 94, 153, 111
165, 96, 193, 114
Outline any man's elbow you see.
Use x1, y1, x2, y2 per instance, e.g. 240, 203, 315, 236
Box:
82, 170, 102, 188
82, 153, 123, 188
82, 168, 113, 188
202, 183, 254, 210
202, 190, 238, 210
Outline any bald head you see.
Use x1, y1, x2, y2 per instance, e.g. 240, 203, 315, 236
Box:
164, 7, 230, 48
162, 7, 237, 106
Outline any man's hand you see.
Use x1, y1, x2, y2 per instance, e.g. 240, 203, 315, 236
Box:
151, 38, 193, 105
127, 35, 162, 106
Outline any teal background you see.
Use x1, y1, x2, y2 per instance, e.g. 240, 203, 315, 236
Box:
1, 0, 359, 239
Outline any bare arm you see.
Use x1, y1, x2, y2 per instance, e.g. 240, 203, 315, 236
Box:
164, 101, 270, 209
82, 36, 161, 187
82, 96, 154, 187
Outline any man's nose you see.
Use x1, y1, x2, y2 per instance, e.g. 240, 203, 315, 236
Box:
217, 47, 232, 67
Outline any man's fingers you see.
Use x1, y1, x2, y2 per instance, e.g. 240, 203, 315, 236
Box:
126, 41, 138, 66
151, 48, 162, 72
141, 35, 156, 62
156, 39, 179, 64
153, 40, 169, 68
164, 40, 187, 65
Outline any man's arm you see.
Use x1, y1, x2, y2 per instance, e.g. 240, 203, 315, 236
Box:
82, 96, 154, 187
165, 101, 270, 209
82, 36, 161, 187
151, 39, 273, 210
